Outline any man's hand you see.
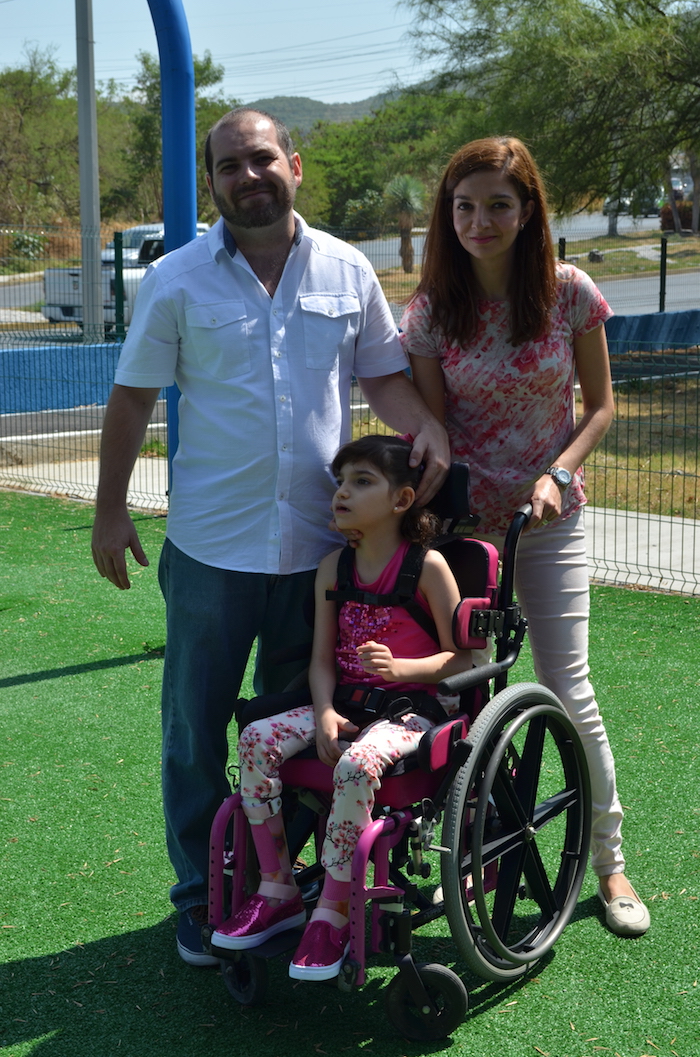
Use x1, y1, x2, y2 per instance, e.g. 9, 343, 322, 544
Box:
407, 423, 450, 505
92, 509, 149, 590
316, 707, 359, 767
357, 372, 450, 506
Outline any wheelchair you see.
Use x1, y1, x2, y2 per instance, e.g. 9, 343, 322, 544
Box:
203, 470, 592, 1041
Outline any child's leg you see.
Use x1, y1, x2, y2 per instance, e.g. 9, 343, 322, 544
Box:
214, 705, 316, 950
238, 703, 316, 885
320, 714, 433, 887
290, 713, 433, 980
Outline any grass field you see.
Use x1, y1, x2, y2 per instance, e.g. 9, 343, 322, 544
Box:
1, 489, 699, 1057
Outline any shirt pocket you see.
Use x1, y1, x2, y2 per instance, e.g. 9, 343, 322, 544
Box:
299, 292, 361, 369
184, 301, 251, 380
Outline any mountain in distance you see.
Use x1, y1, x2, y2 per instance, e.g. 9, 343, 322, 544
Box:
247, 92, 398, 133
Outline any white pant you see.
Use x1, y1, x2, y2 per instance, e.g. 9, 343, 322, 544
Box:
504, 509, 624, 877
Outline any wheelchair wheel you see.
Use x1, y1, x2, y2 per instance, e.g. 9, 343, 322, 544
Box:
221, 950, 269, 1006
384, 963, 468, 1041
442, 683, 591, 982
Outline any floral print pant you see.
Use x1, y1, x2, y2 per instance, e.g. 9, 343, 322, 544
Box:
237, 704, 433, 881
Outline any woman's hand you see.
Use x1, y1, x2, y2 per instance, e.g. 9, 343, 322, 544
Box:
355, 640, 403, 681
316, 707, 359, 767
529, 473, 564, 527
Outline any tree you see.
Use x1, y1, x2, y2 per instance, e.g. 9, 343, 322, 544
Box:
383, 174, 425, 272
120, 50, 234, 222
0, 46, 78, 224
402, 0, 700, 217
301, 89, 479, 227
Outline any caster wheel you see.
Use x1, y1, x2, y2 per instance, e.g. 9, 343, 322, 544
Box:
221, 950, 269, 1006
384, 963, 468, 1041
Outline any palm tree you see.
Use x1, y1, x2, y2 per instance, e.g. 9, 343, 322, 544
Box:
383, 174, 425, 273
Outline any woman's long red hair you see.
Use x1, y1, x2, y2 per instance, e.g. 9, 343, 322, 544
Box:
414, 137, 557, 346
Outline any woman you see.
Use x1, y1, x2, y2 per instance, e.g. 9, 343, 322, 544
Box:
401, 136, 649, 936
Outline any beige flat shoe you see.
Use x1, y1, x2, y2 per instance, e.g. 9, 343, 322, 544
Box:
597, 884, 650, 936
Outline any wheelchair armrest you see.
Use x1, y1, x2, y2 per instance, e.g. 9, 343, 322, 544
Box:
438, 651, 518, 696
417, 717, 468, 773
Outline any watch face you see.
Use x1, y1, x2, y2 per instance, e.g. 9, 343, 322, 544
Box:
551, 467, 572, 486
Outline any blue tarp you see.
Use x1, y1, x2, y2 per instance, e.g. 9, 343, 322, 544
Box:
0, 343, 122, 414
605, 310, 700, 351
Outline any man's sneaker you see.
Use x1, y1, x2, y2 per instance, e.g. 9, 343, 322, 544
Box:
176, 904, 219, 967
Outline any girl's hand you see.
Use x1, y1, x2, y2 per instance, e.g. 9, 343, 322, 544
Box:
355, 640, 402, 681
529, 474, 564, 528
316, 708, 359, 767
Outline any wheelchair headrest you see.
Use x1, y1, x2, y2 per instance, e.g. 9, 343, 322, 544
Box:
427, 463, 480, 534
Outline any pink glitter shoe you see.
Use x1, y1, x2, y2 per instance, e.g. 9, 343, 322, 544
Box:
212, 881, 306, 951
289, 908, 350, 981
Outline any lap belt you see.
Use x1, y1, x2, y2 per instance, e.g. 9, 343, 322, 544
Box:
333, 683, 446, 726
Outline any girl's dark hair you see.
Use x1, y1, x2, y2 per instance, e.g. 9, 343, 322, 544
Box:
331, 434, 440, 547
413, 136, 557, 346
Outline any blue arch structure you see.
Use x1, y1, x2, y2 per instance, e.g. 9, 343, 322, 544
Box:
146, 0, 197, 482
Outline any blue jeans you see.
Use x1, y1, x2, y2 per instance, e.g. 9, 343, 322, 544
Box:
158, 539, 316, 910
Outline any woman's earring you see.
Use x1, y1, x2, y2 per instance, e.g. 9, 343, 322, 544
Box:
519, 223, 525, 230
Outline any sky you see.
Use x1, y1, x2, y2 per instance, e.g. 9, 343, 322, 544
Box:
0, 0, 435, 103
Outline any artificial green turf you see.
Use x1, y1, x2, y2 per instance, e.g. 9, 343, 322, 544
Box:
1, 490, 698, 1057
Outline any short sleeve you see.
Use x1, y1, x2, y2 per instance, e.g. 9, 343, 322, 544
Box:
114, 265, 180, 388
351, 268, 408, 378
558, 263, 613, 337
399, 293, 442, 359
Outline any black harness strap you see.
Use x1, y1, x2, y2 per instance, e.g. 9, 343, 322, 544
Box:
327, 543, 439, 645
326, 544, 446, 726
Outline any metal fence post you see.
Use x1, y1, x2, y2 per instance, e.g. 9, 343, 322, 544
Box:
558, 237, 566, 261
113, 231, 125, 340
659, 235, 668, 312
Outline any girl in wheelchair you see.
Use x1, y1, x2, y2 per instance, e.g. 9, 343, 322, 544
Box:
212, 434, 473, 980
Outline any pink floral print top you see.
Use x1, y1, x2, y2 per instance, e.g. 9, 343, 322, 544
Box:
400, 264, 612, 536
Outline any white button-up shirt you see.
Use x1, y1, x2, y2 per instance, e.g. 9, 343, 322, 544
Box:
115, 215, 408, 573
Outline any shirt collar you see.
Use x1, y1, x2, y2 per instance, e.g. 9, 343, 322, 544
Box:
222, 214, 304, 259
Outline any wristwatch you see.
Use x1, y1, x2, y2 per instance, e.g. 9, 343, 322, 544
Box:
545, 465, 572, 489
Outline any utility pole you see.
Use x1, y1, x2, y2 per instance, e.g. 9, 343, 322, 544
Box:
75, 0, 104, 342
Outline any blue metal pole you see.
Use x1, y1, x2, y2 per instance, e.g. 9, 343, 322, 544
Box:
146, 0, 197, 491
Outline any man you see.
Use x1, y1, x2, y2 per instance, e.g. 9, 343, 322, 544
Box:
91, 108, 448, 966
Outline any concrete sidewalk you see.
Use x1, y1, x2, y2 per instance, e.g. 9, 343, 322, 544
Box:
2, 457, 697, 595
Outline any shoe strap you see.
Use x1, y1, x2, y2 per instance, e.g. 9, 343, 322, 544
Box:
257, 880, 299, 902
309, 907, 349, 930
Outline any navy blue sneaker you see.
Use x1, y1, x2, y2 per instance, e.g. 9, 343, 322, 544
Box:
177, 904, 219, 967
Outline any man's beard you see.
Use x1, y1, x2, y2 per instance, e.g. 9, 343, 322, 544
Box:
211, 178, 296, 230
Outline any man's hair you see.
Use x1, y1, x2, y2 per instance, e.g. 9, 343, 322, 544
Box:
331, 434, 440, 546
414, 136, 557, 346
204, 107, 295, 177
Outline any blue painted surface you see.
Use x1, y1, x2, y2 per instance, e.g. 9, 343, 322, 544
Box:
606, 310, 700, 351
1, 344, 122, 414
146, 0, 197, 481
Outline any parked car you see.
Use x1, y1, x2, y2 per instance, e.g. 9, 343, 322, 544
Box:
602, 195, 631, 216
42, 224, 209, 328
603, 186, 663, 217
101, 221, 209, 267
